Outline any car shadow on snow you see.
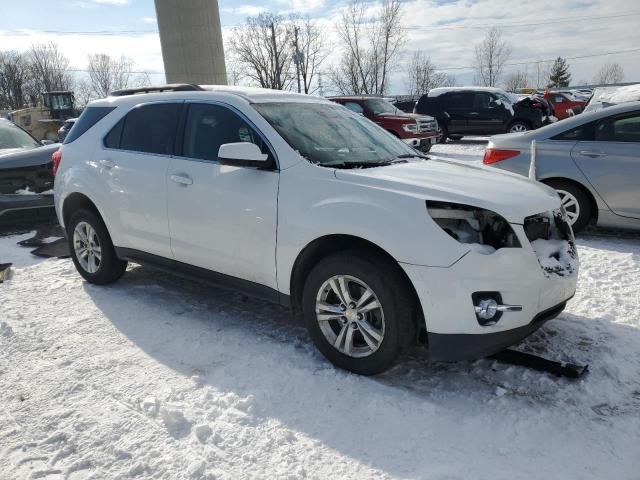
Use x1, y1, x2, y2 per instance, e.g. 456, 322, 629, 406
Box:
82, 259, 640, 476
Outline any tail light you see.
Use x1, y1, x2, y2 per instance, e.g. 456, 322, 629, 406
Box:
483, 148, 520, 165
52, 149, 62, 176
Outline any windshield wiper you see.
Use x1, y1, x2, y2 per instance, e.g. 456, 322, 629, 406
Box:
394, 153, 429, 160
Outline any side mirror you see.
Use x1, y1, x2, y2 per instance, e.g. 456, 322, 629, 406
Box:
41, 139, 54, 146
218, 142, 269, 167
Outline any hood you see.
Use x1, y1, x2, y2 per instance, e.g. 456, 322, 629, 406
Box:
333, 158, 560, 223
402, 112, 435, 121
376, 113, 416, 122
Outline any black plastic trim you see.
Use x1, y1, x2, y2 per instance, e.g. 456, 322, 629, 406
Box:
114, 247, 290, 306
427, 299, 570, 362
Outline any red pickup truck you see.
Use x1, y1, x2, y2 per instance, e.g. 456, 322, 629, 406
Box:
328, 96, 438, 152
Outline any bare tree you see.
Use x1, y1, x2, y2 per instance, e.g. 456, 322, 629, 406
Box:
405, 51, 454, 96
73, 76, 94, 111
27, 42, 73, 100
0, 51, 31, 109
503, 70, 529, 92
594, 62, 625, 85
228, 13, 294, 90
331, 0, 406, 95
87, 54, 140, 97
290, 16, 330, 94
473, 28, 511, 87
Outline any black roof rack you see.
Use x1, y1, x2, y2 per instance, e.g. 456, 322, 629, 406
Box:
109, 84, 205, 97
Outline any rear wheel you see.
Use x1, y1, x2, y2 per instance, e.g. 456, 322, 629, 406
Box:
508, 120, 529, 133
545, 180, 593, 233
67, 209, 127, 284
302, 251, 416, 375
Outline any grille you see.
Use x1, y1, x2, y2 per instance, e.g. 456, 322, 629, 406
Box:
416, 117, 437, 133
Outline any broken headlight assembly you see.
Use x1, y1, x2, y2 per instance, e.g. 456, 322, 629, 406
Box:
426, 201, 521, 253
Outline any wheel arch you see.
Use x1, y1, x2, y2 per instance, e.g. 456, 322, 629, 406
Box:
539, 176, 599, 224
62, 192, 103, 230
289, 234, 425, 341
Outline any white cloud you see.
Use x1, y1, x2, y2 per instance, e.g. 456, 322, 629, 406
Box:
142, 16, 157, 24
221, 5, 268, 16
91, 0, 129, 4
275, 0, 326, 13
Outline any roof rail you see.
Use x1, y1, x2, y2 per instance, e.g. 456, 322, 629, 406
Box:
109, 84, 205, 97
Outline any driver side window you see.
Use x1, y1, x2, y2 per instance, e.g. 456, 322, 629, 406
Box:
343, 102, 364, 115
182, 103, 270, 162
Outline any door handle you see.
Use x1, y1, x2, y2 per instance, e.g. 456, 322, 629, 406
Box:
170, 174, 193, 185
99, 159, 115, 169
579, 150, 608, 158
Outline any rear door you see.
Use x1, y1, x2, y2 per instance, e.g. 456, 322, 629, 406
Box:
571, 110, 640, 218
101, 102, 181, 258
441, 92, 473, 133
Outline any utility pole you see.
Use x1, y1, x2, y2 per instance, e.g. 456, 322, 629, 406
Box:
270, 22, 280, 89
318, 72, 324, 97
292, 26, 302, 93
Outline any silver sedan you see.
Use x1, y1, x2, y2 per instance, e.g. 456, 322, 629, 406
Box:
483, 101, 640, 232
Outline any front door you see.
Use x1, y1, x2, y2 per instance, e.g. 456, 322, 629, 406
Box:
167, 102, 280, 289
468, 92, 508, 133
100, 102, 182, 258
571, 110, 640, 218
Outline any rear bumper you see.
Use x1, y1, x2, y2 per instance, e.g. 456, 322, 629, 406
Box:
0, 193, 55, 225
427, 299, 568, 361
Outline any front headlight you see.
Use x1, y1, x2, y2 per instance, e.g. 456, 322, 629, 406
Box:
402, 123, 418, 133
426, 201, 521, 252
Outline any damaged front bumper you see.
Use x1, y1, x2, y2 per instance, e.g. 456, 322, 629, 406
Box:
401, 209, 579, 361
0, 193, 56, 225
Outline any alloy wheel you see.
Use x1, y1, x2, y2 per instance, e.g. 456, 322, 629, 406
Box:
73, 221, 102, 273
509, 123, 528, 133
315, 275, 385, 358
557, 189, 580, 225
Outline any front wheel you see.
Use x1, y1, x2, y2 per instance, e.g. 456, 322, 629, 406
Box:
67, 209, 127, 284
302, 251, 416, 375
437, 124, 448, 143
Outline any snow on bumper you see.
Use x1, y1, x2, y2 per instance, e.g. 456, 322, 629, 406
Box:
401, 223, 578, 359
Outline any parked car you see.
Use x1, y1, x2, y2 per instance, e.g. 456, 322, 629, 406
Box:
391, 98, 418, 113
328, 96, 438, 152
584, 84, 640, 113
0, 118, 58, 224
414, 87, 546, 142
58, 118, 77, 142
55, 84, 578, 375
540, 91, 586, 120
484, 101, 640, 233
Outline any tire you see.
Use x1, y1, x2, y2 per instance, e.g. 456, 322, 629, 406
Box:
507, 120, 530, 133
420, 143, 432, 153
449, 135, 464, 141
301, 250, 416, 375
545, 180, 593, 233
437, 123, 448, 143
67, 209, 127, 284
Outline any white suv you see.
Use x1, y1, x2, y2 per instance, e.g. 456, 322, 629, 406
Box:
53, 85, 579, 375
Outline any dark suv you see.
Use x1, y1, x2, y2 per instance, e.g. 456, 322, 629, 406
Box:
414, 87, 545, 142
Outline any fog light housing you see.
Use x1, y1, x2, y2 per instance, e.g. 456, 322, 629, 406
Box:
472, 292, 522, 326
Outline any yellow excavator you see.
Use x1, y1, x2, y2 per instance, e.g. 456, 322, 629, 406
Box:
8, 91, 75, 141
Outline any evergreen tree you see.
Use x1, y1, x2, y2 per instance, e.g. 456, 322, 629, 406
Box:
548, 57, 571, 87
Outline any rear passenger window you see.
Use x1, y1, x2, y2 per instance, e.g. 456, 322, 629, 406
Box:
64, 106, 115, 144
343, 102, 364, 114
181, 103, 270, 162
104, 117, 124, 149
119, 103, 181, 155
595, 113, 640, 143
552, 123, 595, 141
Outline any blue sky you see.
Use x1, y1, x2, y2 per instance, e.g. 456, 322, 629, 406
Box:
1, 0, 639, 93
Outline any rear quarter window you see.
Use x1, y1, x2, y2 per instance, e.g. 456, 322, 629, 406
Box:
64, 106, 116, 144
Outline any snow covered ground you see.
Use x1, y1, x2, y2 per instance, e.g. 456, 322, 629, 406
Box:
1, 139, 640, 479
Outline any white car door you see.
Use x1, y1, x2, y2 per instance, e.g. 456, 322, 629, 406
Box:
167, 102, 279, 290
101, 102, 181, 258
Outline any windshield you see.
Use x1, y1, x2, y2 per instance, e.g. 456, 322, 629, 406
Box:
253, 102, 418, 167
495, 92, 514, 105
0, 122, 40, 150
364, 98, 401, 115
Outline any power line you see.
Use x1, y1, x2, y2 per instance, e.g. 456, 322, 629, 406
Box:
5, 10, 640, 36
